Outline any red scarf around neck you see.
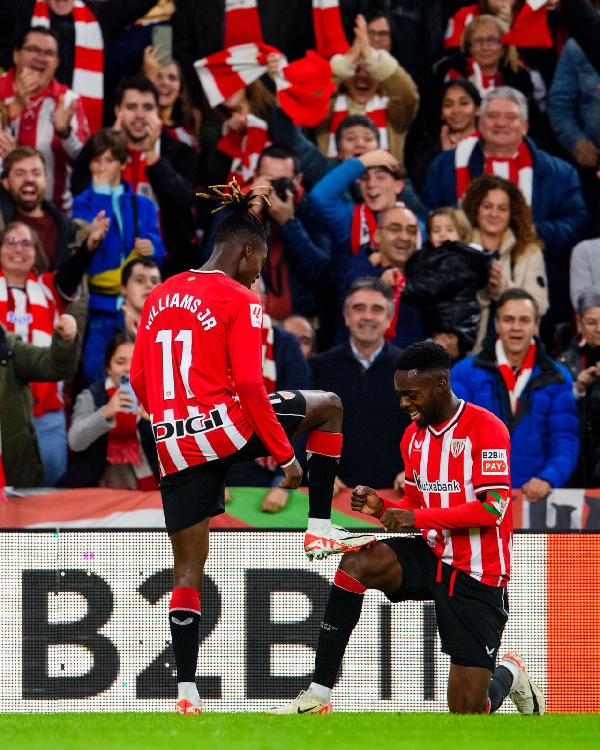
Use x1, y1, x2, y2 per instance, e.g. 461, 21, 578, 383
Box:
496, 337, 536, 413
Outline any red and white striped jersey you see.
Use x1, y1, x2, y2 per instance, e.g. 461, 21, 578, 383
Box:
401, 400, 512, 587
130, 270, 294, 477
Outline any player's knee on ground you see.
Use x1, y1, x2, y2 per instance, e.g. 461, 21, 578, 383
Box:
338, 543, 397, 589
447, 680, 489, 714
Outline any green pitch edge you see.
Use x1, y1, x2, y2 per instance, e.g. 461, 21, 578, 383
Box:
224, 487, 368, 529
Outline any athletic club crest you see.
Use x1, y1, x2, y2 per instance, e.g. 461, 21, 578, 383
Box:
451, 439, 466, 458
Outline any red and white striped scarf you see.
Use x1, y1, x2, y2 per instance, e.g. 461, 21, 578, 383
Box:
0, 271, 63, 416
195, 43, 333, 128
218, 113, 271, 187
447, 60, 502, 96
32, 0, 104, 132
223, 0, 348, 59
455, 132, 533, 205
328, 93, 389, 157
122, 143, 161, 214
350, 201, 423, 254
0, 71, 90, 211
496, 337, 536, 413
105, 378, 158, 490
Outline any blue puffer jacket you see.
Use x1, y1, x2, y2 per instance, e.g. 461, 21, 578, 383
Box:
451, 337, 579, 489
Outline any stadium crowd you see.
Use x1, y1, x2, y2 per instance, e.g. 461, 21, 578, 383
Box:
1, 0, 600, 527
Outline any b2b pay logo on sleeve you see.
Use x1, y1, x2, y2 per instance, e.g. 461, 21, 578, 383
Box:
250, 304, 263, 328
481, 449, 508, 474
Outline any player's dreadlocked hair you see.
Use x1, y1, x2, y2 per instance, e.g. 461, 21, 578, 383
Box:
198, 178, 270, 248
394, 342, 451, 374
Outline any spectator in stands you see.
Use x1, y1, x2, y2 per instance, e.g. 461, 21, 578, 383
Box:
309, 276, 410, 493
281, 314, 316, 359
142, 46, 198, 149
316, 14, 419, 167
570, 234, 600, 311
548, 37, 600, 235
344, 204, 423, 350
0, 26, 90, 213
401, 207, 491, 359
73, 76, 198, 277
0, 312, 78, 491
452, 288, 579, 529
561, 0, 600, 74
409, 79, 481, 193
462, 174, 548, 352
0, 147, 86, 268
0, 218, 107, 484
422, 86, 588, 341
82, 256, 161, 385
558, 289, 600, 488
64, 330, 159, 489
72, 128, 164, 381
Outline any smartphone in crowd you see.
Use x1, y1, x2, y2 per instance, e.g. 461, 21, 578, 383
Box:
120, 373, 138, 413
152, 24, 173, 65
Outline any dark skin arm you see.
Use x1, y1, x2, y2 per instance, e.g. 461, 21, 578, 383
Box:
351, 485, 415, 530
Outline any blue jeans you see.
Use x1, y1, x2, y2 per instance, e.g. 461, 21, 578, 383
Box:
34, 409, 67, 487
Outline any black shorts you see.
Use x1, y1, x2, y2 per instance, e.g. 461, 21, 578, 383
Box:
382, 535, 509, 671
159, 390, 306, 535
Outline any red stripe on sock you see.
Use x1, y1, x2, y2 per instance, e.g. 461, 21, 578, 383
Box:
169, 586, 201, 614
485, 697, 491, 714
306, 430, 343, 457
334, 569, 366, 594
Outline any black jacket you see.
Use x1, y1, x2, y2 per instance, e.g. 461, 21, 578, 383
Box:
310, 341, 409, 488
559, 336, 600, 487
402, 240, 491, 353
72, 129, 200, 277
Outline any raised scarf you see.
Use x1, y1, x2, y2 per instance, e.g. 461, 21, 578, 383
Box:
496, 337, 536, 413
32, 0, 104, 132
218, 113, 271, 187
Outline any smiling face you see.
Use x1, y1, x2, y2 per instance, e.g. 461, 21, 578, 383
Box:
13, 31, 59, 94
469, 20, 503, 71
428, 214, 460, 247
346, 65, 379, 105
121, 262, 161, 316
153, 62, 181, 109
115, 89, 158, 144
477, 188, 511, 237
441, 85, 479, 135
495, 298, 539, 361
374, 206, 419, 267
479, 97, 528, 155
0, 224, 36, 279
2, 155, 48, 213
343, 288, 392, 349
358, 168, 404, 214
394, 368, 448, 428
367, 16, 392, 52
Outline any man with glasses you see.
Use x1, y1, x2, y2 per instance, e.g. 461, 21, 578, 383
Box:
0, 26, 89, 213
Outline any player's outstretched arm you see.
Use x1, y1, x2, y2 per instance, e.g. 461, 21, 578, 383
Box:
351, 485, 384, 515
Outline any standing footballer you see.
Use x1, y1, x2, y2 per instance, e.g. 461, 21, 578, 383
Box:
270, 341, 545, 715
130, 181, 374, 715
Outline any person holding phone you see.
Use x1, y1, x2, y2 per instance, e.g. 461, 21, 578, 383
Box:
63, 331, 159, 489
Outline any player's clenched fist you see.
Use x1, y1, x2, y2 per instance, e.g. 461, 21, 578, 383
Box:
351, 485, 384, 515
54, 314, 77, 342
380, 508, 415, 531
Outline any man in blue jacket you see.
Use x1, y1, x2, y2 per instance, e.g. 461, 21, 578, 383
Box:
422, 87, 588, 337
451, 289, 579, 529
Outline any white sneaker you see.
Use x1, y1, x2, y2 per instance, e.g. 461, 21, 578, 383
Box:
267, 688, 333, 715
502, 652, 546, 715
304, 524, 376, 561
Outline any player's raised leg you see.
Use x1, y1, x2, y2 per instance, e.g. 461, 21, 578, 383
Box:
168, 519, 210, 714
292, 390, 376, 560
268, 542, 401, 713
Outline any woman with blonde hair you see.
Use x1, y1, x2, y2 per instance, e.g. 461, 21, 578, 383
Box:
462, 174, 549, 352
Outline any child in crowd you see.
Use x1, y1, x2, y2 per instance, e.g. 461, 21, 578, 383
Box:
72, 128, 165, 380
402, 207, 492, 360
62, 332, 159, 490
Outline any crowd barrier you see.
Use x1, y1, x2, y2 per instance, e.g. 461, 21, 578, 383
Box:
1, 530, 598, 713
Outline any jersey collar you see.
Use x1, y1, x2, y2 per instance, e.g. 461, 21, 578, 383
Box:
427, 400, 465, 438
